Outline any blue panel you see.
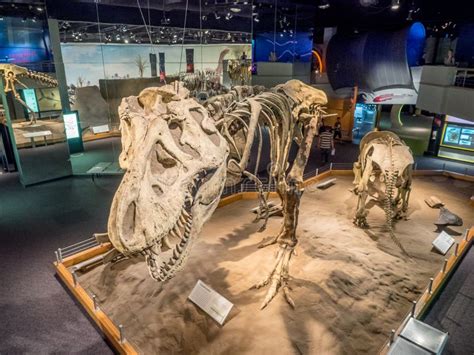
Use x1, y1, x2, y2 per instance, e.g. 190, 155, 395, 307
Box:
254, 32, 312, 63
0, 17, 50, 64
406, 22, 426, 67
456, 24, 474, 67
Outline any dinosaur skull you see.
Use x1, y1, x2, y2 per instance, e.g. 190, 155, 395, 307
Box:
108, 83, 229, 281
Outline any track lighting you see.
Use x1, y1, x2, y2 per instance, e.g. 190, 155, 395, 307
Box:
391, 0, 400, 10
319, 0, 330, 9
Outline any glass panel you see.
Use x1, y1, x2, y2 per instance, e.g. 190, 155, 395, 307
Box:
46, 0, 252, 176
0, 15, 72, 186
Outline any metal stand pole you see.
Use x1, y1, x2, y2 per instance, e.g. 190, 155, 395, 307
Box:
92, 294, 99, 311
411, 300, 417, 317
428, 278, 434, 294
72, 270, 78, 287
119, 324, 125, 344
442, 259, 448, 273
389, 329, 396, 345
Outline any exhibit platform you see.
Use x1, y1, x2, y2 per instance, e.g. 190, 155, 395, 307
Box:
54, 169, 474, 354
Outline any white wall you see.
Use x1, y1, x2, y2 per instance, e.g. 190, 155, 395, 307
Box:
60, 43, 251, 87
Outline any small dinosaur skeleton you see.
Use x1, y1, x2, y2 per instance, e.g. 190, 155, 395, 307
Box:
96, 80, 327, 309
352, 131, 414, 255
0, 64, 58, 124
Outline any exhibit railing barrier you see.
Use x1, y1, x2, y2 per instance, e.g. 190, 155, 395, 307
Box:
54, 243, 138, 354
55, 236, 99, 263
380, 226, 474, 354
54, 166, 473, 354
454, 68, 474, 89
222, 160, 473, 196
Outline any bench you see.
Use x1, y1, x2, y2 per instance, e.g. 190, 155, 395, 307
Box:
23, 130, 52, 148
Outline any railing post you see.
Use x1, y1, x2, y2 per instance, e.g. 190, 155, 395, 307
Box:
58, 248, 63, 263
389, 329, 396, 345
55, 250, 60, 264
411, 300, 417, 317
454, 243, 459, 257
92, 294, 99, 311
330, 162, 333, 171
428, 278, 434, 294
119, 324, 125, 344
442, 259, 448, 273
72, 270, 78, 287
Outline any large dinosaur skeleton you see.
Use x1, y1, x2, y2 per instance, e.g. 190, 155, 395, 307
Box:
352, 131, 414, 255
0, 64, 58, 124
96, 80, 327, 309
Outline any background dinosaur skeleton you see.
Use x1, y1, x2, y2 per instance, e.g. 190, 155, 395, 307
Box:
0, 64, 58, 124
96, 79, 328, 309
352, 131, 414, 255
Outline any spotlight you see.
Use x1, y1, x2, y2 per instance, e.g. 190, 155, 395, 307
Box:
391, 0, 400, 10
254, 16, 260, 23
319, 0, 330, 9
225, 12, 233, 20
202, 14, 207, 20
214, 12, 221, 20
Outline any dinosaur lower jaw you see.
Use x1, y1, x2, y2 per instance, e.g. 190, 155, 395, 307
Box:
144, 195, 194, 282
143, 169, 216, 282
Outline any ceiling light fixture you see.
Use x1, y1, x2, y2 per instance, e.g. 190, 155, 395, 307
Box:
391, 0, 400, 10
319, 0, 330, 9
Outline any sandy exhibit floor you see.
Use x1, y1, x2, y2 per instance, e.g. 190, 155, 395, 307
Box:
77, 175, 473, 354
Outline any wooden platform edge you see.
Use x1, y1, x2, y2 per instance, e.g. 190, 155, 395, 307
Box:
54, 249, 138, 355
55, 169, 474, 354
379, 226, 474, 354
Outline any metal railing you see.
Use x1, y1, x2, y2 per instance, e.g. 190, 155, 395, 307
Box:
55, 236, 99, 263
454, 68, 474, 89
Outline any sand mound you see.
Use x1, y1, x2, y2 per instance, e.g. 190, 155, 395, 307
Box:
78, 176, 473, 354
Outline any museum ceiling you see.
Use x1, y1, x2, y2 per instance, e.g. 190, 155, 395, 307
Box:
1, 0, 473, 37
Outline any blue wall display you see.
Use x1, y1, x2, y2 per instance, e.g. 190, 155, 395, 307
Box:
0, 17, 51, 65
254, 32, 312, 63
406, 22, 426, 67
456, 24, 474, 67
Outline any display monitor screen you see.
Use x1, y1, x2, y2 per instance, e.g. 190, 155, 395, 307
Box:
63, 112, 80, 139
441, 123, 474, 151
21, 89, 39, 113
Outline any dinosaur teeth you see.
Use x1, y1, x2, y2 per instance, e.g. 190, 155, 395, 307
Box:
182, 209, 190, 219
172, 249, 180, 260
162, 236, 173, 249
170, 227, 180, 239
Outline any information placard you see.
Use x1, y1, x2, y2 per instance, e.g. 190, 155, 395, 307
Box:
188, 280, 233, 325
432, 231, 455, 255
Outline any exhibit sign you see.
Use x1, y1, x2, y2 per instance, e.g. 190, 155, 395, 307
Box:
188, 280, 233, 325
21, 88, 39, 113
440, 123, 474, 151
63, 111, 84, 154
432, 231, 454, 255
